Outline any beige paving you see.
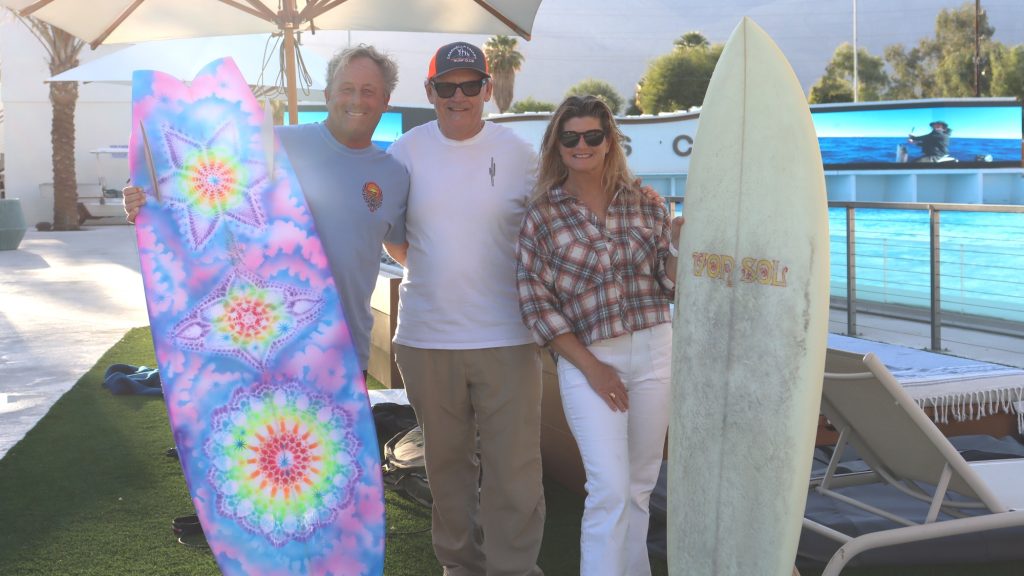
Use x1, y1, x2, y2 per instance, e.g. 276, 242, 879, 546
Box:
0, 224, 149, 459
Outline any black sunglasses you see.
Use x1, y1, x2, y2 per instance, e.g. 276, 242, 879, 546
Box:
559, 129, 606, 148
430, 78, 488, 98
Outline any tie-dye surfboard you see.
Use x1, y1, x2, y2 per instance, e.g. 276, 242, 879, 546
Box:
129, 58, 384, 576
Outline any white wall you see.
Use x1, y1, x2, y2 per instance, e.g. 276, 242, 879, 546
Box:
0, 9, 8, 173
0, 92, 6, 185
491, 111, 699, 174
1, 19, 133, 224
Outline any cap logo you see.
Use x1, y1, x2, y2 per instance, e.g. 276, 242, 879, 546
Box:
429, 41, 489, 78
447, 45, 479, 64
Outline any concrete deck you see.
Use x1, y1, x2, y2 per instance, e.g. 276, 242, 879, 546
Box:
0, 225, 148, 459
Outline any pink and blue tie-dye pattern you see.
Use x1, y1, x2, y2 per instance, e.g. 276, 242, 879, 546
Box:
129, 59, 384, 576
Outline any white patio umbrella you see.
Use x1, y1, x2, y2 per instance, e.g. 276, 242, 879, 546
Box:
49, 34, 329, 104
2, 0, 543, 123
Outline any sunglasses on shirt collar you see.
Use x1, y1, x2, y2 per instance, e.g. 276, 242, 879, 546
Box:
430, 78, 488, 98
558, 129, 607, 148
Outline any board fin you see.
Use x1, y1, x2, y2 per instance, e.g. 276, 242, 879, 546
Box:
262, 99, 275, 181
138, 122, 161, 203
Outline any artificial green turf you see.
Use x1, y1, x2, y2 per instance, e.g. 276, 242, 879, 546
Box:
0, 327, 602, 575
0, 327, 215, 576
1, 327, 1020, 575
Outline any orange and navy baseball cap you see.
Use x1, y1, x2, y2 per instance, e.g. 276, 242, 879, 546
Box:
428, 41, 490, 80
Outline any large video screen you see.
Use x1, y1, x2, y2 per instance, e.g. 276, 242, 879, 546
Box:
811, 100, 1023, 169
296, 109, 403, 150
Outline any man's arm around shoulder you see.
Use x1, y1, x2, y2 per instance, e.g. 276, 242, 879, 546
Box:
384, 242, 408, 267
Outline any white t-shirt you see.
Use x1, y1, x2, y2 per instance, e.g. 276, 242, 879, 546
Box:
388, 120, 536, 349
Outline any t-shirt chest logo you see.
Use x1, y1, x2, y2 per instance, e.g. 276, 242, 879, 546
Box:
362, 182, 383, 212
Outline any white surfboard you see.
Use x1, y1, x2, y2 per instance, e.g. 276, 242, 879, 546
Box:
668, 18, 829, 576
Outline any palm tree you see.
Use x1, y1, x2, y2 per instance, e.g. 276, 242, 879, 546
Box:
18, 16, 84, 230
483, 35, 524, 114
675, 31, 710, 50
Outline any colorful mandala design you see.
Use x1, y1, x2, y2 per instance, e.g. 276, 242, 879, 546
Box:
179, 148, 244, 215
157, 122, 268, 250
171, 269, 324, 371
362, 182, 383, 213
206, 380, 362, 546
131, 59, 385, 574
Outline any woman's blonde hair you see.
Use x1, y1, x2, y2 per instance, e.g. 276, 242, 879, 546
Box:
534, 95, 634, 198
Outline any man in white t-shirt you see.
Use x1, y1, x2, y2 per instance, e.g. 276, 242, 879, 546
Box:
385, 41, 544, 576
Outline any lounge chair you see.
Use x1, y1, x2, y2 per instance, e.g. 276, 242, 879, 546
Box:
803, 349, 1024, 576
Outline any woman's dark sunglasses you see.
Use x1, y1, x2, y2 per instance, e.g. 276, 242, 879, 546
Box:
559, 129, 606, 148
430, 78, 488, 98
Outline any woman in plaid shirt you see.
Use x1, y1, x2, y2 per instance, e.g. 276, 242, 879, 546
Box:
516, 95, 683, 576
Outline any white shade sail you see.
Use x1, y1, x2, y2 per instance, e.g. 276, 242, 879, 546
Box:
2, 1, 541, 45
49, 34, 329, 102
4, 0, 542, 122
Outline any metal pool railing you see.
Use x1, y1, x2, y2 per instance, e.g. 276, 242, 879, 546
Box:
663, 197, 1024, 353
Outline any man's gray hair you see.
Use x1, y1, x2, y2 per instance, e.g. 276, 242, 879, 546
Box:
326, 44, 399, 95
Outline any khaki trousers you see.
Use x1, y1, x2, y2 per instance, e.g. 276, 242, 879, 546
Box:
394, 343, 545, 576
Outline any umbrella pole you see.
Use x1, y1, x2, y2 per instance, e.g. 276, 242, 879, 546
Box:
284, 27, 299, 125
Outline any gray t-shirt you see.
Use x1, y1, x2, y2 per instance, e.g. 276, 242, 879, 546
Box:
277, 122, 408, 370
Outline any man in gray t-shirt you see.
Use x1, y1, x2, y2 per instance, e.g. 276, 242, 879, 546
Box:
275, 44, 408, 371
276, 121, 406, 370
126, 45, 408, 373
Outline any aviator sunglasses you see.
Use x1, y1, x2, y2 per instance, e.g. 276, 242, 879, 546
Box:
430, 78, 488, 98
558, 129, 606, 148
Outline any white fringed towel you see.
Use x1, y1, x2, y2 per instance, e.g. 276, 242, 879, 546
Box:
829, 334, 1024, 434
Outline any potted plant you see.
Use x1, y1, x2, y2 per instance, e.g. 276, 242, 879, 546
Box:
0, 194, 28, 251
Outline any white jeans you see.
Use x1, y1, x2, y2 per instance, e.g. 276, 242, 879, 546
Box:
556, 323, 672, 576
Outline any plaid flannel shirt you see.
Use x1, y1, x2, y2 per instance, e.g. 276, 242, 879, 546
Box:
516, 183, 675, 347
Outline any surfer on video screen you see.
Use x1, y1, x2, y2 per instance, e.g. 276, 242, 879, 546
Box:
908, 121, 952, 162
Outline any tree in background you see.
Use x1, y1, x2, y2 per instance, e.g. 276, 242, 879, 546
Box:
882, 43, 935, 100
565, 78, 624, 114
928, 2, 995, 96
808, 43, 889, 103
637, 32, 721, 114
674, 31, 709, 50
625, 78, 645, 116
990, 44, 1024, 101
807, 76, 854, 104
483, 35, 524, 114
811, 3, 1019, 102
17, 15, 84, 229
624, 96, 643, 116
509, 97, 556, 113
